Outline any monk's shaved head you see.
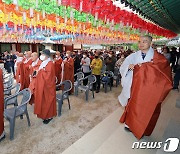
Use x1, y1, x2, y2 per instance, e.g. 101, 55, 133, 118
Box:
140, 35, 152, 42
19, 53, 24, 57
66, 51, 71, 55
138, 35, 153, 53
31, 52, 38, 57
31, 52, 39, 62
26, 51, 32, 58
66, 51, 71, 58
27, 51, 32, 55
56, 51, 60, 56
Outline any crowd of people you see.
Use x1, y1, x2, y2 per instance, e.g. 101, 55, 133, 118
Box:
161, 46, 180, 90
0, 45, 180, 101
0, 39, 180, 141
1, 48, 133, 126
1, 45, 179, 92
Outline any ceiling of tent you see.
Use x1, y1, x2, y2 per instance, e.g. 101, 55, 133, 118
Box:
124, 0, 180, 33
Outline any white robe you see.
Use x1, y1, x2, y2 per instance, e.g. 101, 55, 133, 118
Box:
14, 56, 24, 75
32, 58, 40, 67
118, 47, 154, 106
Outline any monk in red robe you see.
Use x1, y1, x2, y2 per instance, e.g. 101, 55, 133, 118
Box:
0, 68, 5, 142
30, 49, 56, 124
29, 52, 42, 105
22, 51, 33, 89
54, 51, 63, 84
15, 53, 24, 83
61, 51, 74, 93
119, 35, 172, 139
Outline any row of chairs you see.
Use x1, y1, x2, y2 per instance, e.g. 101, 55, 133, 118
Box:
74, 73, 96, 101
4, 88, 31, 140
2, 68, 121, 140
3, 71, 73, 140
74, 67, 121, 100
46, 68, 121, 118
2, 69, 30, 140
56, 74, 97, 116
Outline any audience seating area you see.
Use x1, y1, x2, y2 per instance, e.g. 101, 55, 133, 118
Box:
1, 66, 121, 140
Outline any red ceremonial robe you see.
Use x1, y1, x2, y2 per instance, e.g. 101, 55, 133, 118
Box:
23, 59, 33, 89
29, 59, 42, 105
120, 51, 172, 139
29, 60, 42, 78
16, 60, 23, 82
63, 57, 74, 93
0, 69, 4, 136
16, 61, 25, 90
33, 61, 57, 120
54, 58, 63, 84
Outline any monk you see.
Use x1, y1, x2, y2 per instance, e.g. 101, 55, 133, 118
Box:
22, 51, 33, 89
118, 35, 172, 139
0, 68, 5, 142
54, 51, 63, 84
15, 53, 24, 83
29, 52, 42, 105
30, 49, 56, 124
61, 51, 74, 93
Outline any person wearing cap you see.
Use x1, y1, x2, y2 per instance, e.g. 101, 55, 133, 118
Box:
28, 52, 42, 105
30, 49, 57, 124
0, 68, 5, 142
54, 51, 63, 84
61, 50, 74, 93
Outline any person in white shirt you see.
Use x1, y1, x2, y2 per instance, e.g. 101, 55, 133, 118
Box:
14, 52, 24, 75
81, 52, 91, 85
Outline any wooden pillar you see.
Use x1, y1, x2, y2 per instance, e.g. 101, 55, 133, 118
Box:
31, 44, 37, 52
30, 44, 32, 52
36, 44, 39, 54
12, 44, 16, 51
16, 43, 21, 53
64, 45, 73, 52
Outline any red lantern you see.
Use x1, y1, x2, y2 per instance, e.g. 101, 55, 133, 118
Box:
70, 0, 80, 10
82, 0, 96, 13
94, 0, 104, 10
61, 0, 70, 6
7, 21, 14, 28
0, 22, 3, 27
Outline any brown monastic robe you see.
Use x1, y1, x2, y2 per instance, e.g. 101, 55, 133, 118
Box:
28, 59, 42, 105
33, 60, 57, 119
120, 52, 172, 139
54, 57, 63, 84
0, 69, 4, 136
62, 57, 74, 93
23, 59, 33, 89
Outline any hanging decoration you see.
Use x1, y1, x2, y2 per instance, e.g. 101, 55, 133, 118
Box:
0, 0, 177, 45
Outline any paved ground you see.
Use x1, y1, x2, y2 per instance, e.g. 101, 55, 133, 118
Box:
0, 81, 121, 154
62, 90, 180, 154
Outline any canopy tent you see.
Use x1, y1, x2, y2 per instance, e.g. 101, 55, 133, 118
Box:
123, 0, 180, 34
166, 36, 180, 46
